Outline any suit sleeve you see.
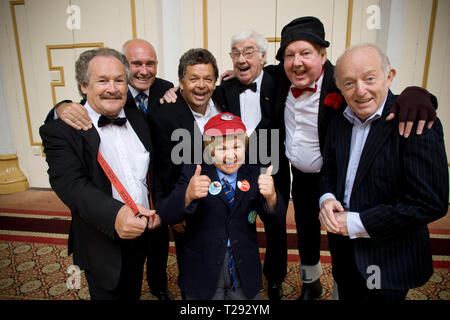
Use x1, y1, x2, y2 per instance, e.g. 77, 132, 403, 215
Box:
39, 121, 123, 239
158, 164, 196, 225
360, 119, 449, 243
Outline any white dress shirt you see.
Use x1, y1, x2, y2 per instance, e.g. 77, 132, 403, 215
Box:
239, 71, 263, 136
85, 102, 150, 209
319, 96, 387, 239
284, 73, 324, 173
189, 99, 221, 133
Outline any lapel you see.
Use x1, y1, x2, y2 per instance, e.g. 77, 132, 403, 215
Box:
80, 126, 101, 158
258, 71, 274, 127
352, 91, 396, 192
176, 89, 198, 137
317, 60, 340, 149
336, 117, 353, 199
206, 165, 230, 208
233, 165, 250, 212
224, 79, 242, 117
125, 107, 151, 152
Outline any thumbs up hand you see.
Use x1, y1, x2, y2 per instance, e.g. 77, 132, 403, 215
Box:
185, 165, 211, 207
258, 165, 277, 211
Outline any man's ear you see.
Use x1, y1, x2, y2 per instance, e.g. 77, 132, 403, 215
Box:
80, 83, 88, 95
387, 68, 396, 87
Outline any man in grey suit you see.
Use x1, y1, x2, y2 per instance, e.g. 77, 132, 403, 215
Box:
319, 43, 448, 300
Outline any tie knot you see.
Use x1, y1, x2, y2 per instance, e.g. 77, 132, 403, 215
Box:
136, 92, 148, 101
291, 85, 317, 99
98, 115, 127, 127
238, 82, 257, 93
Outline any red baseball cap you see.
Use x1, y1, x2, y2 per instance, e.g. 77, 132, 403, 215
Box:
203, 113, 247, 136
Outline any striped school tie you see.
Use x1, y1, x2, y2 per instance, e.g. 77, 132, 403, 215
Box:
222, 177, 236, 291
221, 177, 235, 207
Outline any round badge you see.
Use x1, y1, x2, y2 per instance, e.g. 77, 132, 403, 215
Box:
208, 181, 222, 195
248, 210, 257, 224
220, 114, 235, 121
237, 180, 250, 192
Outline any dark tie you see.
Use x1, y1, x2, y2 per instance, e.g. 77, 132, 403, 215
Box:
291, 85, 317, 98
98, 115, 127, 127
222, 177, 236, 291
221, 177, 235, 207
136, 92, 148, 115
238, 82, 257, 94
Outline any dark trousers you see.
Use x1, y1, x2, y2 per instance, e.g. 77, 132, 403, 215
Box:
291, 166, 322, 266
85, 238, 146, 300
328, 233, 409, 301
146, 224, 170, 295
263, 217, 288, 284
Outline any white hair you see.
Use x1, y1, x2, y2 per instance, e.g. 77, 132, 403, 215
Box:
231, 29, 268, 61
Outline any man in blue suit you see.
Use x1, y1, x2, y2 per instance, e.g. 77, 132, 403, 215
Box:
319, 43, 448, 300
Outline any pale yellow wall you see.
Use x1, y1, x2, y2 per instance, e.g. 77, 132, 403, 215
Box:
0, 0, 448, 188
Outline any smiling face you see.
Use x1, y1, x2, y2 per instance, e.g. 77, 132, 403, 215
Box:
81, 56, 128, 118
283, 40, 326, 89
230, 37, 265, 85
336, 45, 395, 121
124, 40, 158, 91
179, 63, 216, 114
212, 135, 246, 175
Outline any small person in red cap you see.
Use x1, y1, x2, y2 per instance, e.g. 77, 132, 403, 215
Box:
158, 112, 286, 300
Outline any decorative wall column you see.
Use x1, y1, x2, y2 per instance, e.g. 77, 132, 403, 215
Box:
0, 60, 28, 194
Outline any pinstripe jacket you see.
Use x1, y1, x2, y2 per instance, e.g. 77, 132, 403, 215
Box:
320, 91, 449, 289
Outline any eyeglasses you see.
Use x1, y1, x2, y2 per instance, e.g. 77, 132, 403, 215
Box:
229, 49, 259, 60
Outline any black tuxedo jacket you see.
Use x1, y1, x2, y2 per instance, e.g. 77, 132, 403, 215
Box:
159, 163, 286, 299
320, 91, 449, 289
149, 89, 221, 202
39, 106, 155, 290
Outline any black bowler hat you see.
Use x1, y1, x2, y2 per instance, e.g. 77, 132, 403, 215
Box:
276, 16, 330, 61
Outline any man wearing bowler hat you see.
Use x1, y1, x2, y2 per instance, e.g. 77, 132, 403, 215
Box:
271, 16, 437, 300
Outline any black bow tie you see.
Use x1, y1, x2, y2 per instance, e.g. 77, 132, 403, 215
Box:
98, 115, 127, 127
238, 82, 257, 93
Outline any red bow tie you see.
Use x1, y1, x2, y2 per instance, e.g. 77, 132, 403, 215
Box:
291, 85, 317, 98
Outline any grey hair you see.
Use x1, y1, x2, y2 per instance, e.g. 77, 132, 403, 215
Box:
335, 43, 391, 86
178, 48, 219, 81
231, 29, 268, 61
75, 47, 130, 98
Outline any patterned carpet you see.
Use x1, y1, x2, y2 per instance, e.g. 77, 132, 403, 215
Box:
0, 207, 449, 300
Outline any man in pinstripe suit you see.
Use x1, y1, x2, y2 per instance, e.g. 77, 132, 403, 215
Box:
319, 43, 448, 300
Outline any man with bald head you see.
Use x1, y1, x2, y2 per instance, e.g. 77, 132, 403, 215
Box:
45, 39, 174, 300
319, 44, 448, 300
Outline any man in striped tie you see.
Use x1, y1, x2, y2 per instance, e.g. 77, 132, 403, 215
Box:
158, 113, 286, 300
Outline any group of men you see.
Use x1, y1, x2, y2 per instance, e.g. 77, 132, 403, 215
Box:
40, 16, 448, 301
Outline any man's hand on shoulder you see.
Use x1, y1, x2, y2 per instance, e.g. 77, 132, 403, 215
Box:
57, 102, 92, 131
159, 87, 178, 104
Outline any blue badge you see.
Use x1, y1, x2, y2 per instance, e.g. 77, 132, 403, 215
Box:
248, 210, 257, 224
208, 181, 222, 195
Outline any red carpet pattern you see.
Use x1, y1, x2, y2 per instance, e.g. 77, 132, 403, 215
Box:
0, 207, 449, 300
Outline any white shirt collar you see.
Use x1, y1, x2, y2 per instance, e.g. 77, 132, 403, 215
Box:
343, 94, 388, 125
128, 85, 150, 98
